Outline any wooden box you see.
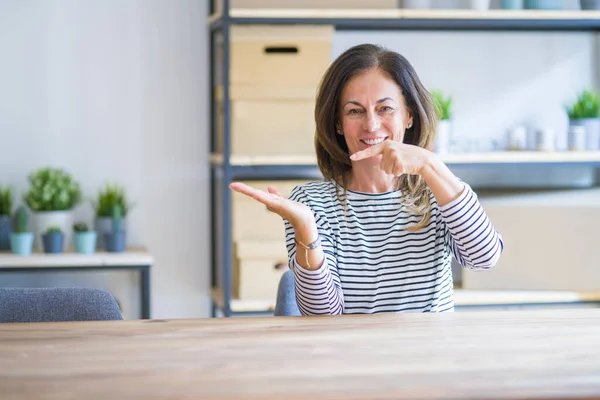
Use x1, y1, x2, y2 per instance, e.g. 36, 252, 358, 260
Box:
233, 240, 290, 300
225, 25, 333, 88
462, 193, 600, 292
216, 86, 318, 157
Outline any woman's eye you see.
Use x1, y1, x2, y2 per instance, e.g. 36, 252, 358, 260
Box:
348, 109, 361, 114
380, 106, 394, 112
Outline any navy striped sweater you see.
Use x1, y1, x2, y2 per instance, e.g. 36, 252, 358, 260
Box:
284, 180, 503, 315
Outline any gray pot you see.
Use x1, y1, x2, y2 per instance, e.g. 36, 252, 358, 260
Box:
570, 118, 600, 151
581, 0, 600, 10
0, 215, 12, 251
95, 217, 127, 249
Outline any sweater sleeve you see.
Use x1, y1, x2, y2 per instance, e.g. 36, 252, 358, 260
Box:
284, 186, 344, 316
438, 183, 504, 271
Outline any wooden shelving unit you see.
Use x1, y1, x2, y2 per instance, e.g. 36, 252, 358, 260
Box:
209, 2, 600, 317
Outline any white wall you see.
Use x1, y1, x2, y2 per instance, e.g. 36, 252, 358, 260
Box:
0, 0, 210, 319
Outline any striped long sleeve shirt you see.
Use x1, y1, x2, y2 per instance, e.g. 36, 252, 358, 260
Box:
284, 180, 503, 315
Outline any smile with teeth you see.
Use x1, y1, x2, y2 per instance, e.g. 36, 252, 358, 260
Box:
361, 137, 387, 145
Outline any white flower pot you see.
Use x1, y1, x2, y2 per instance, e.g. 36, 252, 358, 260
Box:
434, 120, 452, 155
470, 0, 491, 10
401, 0, 431, 8
31, 211, 73, 252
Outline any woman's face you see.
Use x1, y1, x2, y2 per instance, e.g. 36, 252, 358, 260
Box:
338, 68, 413, 164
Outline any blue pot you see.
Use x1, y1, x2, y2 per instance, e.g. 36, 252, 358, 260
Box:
10, 232, 34, 256
74, 231, 97, 254
0, 215, 12, 251
524, 0, 562, 9
42, 232, 64, 254
581, 0, 600, 10
501, 0, 523, 9
104, 231, 126, 253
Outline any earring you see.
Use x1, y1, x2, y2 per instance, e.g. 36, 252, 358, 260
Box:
407, 124, 412, 129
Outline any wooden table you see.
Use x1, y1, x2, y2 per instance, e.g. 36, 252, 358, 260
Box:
1, 309, 599, 399
0, 247, 153, 318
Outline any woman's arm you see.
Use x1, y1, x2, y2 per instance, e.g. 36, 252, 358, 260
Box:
420, 154, 504, 270
285, 186, 344, 316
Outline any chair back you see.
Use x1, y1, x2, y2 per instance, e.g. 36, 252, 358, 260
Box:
274, 270, 301, 316
0, 287, 123, 323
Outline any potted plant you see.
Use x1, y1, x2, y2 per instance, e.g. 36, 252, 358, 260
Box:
567, 90, 600, 151
42, 226, 64, 254
431, 90, 453, 155
24, 167, 82, 251
104, 205, 126, 253
0, 185, 12, 251
9, 206, 34, 256
94, 183, 133, 249
73, 222, 97, 254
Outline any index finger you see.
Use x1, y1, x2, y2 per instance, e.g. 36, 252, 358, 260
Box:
349, 142, 385, 161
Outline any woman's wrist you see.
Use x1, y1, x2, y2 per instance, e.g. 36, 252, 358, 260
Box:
419, 150, 464, 206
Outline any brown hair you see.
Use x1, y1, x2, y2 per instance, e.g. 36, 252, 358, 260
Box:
314, 43, 439, 231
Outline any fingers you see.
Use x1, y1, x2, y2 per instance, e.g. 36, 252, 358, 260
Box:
267, 186, 282, 197
349, 141, 386, 161
229, 182, 278, 207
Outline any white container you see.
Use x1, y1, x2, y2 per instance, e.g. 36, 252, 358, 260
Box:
506, 125, 527, 150
470, 0, 491, 10
31, 211, 73, 252
568, 125, 586, 151
434, 120, 452, 155
535, 128, 555, 152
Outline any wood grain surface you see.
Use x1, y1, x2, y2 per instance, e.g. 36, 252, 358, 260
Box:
1, 309, 599, 400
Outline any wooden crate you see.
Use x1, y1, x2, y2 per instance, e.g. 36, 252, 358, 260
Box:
233, 240, 290, 300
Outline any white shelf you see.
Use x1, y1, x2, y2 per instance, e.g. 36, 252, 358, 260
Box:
0, 247, 153, 268
228, 8, 600, 21
211, 151, 600, 166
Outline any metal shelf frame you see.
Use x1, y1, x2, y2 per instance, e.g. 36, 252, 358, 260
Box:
208, 1, 600, 317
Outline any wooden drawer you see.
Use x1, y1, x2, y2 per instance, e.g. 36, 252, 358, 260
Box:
216, 86, 317, 157
232, 180, 315, 241
223, 25, 333, 88
233, 240, 289, 300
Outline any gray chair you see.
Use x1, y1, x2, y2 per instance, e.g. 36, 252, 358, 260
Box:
0, 287, 123, 323
274, 270, 301, 316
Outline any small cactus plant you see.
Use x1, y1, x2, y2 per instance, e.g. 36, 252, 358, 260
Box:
112, 204, 122, 235
14, 206, 29, 234
45, 226, 62, 235
73, 222, 89, 232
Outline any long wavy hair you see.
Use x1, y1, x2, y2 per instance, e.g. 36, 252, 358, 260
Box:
314, 44, 439, 231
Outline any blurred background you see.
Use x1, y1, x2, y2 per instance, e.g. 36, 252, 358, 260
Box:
1, 0, 599, 319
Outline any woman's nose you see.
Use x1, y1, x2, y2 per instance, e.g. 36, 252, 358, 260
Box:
364, 112, 381, 132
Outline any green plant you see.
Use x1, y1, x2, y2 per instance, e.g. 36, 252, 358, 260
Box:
0, 185, 12, 216
95, 183, 132, 217
567, 90, 600, 119
23, 167, 82, 212
73, 222, 89, 232
45, 226, 62, 235
112, 204, 122, 234
431, 90, 452, 120
13, 206, 28, 233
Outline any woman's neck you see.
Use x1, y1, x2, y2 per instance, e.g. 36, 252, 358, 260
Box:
345, 165, 397, 193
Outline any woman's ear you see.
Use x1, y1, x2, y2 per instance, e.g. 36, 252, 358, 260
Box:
336, 123, 343, 135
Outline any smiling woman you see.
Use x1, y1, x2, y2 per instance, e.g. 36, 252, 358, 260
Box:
229, 43, 504, 315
